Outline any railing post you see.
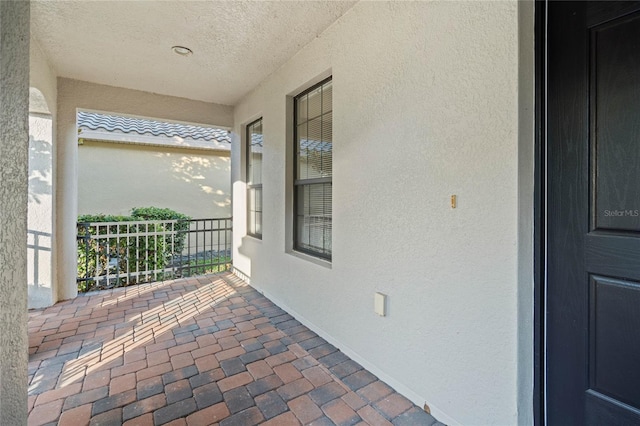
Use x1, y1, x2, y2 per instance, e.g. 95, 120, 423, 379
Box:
126, 222, 131, 284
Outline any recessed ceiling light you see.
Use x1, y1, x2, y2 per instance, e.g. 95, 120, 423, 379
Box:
171, 46, 193, 56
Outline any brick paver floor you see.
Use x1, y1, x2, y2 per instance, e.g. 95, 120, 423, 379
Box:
27, 272, 443, 426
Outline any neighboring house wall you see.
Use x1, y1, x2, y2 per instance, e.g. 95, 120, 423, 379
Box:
78, 140, 230, 218
0, 1, 30, 422
57, 79, 233, 302
232, 2, 530, 425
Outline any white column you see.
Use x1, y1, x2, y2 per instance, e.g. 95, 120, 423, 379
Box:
55, 86, 79, 302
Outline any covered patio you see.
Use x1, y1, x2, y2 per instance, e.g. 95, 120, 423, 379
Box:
0, 1, 537, 424
27, 272, 439, 426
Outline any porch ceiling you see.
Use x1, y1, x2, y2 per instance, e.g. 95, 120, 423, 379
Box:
31, 1, 356, 105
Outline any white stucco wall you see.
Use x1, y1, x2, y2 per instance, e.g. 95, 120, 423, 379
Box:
30, 37, 57, 114
232, 2, 528, 424
78, 141, 230, 219
29, 37, 58, 309
0, 1, 30, 422
57, 79, 233, 302
28, 114, 54, 309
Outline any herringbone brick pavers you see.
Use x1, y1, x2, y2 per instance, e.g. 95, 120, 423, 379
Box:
27, 272, 442, 425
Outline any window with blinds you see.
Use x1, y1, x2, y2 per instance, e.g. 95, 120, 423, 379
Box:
294, 77, 332, 260
247, 118, 263, 238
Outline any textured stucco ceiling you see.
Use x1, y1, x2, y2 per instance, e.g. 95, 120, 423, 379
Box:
31, 1, 356, 105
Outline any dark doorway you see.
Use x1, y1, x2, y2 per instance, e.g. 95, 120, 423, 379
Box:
545, 1, 640, 424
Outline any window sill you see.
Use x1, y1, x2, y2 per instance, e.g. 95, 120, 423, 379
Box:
287, 250, 332, 269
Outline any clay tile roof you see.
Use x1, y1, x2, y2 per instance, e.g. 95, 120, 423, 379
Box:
77, 111, 230, 144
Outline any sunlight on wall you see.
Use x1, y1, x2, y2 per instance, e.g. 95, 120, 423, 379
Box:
28, 103, 54, 308
78, 142, 231, 218
171, 155, 211, 182
231, 179, 253, 279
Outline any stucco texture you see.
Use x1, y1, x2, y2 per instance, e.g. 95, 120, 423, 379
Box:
0, 1, 30, 423
232, 2, 522, 424
31, 1, 357, 104
78, 141, 230, 219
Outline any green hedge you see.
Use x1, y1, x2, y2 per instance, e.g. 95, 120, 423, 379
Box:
77, 207, 190, 292
131, 207, 190, 253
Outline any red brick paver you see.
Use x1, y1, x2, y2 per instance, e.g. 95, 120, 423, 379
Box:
28, 399, 63, 426
27, 273, 441, 425
57, 403, 92, 426
289, 394, 324, 424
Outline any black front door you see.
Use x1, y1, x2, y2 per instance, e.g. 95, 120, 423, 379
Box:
547, 1, 640, 424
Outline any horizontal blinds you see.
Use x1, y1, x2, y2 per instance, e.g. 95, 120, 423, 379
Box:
296, 183, 332, 255
294, 78, 332, 259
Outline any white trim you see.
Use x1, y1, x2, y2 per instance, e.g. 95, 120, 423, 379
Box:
232, 267, 251, 285
286, 249, 332, 269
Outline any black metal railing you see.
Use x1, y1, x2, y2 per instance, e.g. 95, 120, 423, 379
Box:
76, 217, 232, 292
